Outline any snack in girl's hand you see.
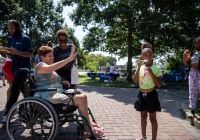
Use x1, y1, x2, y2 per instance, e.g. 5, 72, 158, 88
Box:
141, 60, 148, 62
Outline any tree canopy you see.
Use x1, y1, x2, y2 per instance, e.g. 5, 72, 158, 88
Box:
85, 53, 117, 70
0, 0, 87, 67
0, 0, 64, 51
62, 0, 200, 81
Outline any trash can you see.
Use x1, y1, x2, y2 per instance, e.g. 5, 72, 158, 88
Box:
90, 73, 97, 80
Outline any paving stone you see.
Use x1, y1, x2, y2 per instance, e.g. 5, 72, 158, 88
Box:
0, 84, 199, 139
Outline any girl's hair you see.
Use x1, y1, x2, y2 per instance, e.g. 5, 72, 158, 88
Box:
7, 19, 22, 37
193, 37, 200, 70
56, 29, 68, 39
190, 36, 200, 56
188, 37, 200, 71
141, 42, 153, 65
193, 37, 200, 44
38, 46, 54, 60
141, 42, 152, 50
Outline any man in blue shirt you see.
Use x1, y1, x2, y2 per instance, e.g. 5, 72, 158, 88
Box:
34, 54, 41, 66
1, 20, 33, 124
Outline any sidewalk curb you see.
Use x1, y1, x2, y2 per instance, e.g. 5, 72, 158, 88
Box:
180, 100, 200, 130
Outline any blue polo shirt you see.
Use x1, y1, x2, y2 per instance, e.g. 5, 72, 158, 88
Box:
7, 33, 33, 75
35, 54, 41, 63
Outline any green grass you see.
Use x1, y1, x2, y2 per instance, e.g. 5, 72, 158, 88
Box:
79, 74, 188, 88
79, 74, 138, 88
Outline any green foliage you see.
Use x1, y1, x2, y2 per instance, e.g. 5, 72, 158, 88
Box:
166, 54, 183, 72
105, 56, 117, 65
62, 0, 200, 82
0, 0, 88, 68
79, 74, 137, 88
85, 53, 116, 68
86, 61, 99, 73
0, 0, 64, 51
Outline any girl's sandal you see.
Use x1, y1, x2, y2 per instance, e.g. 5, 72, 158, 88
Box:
84, 132, 93, 138
136, 136, 147, 140
92, 126, 107, 138
84, 127, 107, 138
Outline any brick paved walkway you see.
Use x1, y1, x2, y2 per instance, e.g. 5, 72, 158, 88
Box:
0, 84, 200, 140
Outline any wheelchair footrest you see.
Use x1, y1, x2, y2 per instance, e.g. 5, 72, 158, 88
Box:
59, 112, 77, 117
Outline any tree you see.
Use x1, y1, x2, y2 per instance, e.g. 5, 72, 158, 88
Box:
62, 0, 139, 81
86, 54, 106, 68
0, 0, 64, 54
86, 61, 99, 73
0, 0, 21, 40
62, 0, 200, 81
105, 56, 117, 65
0, 0, 88, 68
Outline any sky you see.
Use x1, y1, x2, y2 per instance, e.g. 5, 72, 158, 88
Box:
53, 0, 128, 65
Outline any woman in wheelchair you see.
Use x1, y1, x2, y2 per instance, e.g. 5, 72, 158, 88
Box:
34, 45, 106, 138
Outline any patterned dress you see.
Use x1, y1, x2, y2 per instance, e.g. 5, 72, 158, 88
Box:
34, 62, 69, 104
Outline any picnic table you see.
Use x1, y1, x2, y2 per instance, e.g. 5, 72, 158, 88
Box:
162, 73, 184, 82
97, 73, 120, 82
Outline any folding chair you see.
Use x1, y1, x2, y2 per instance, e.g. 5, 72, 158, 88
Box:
118, 73, 128, 83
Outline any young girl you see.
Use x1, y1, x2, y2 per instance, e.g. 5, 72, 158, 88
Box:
2, 53, 14, 103
133, 42, 162, 140
183, 37, 200, 117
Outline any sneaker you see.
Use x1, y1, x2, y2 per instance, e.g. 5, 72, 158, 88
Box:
1, 115, 7, 124
3, 83, 6, 86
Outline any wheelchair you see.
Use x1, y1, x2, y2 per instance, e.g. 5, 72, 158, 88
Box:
6, 68, 98, 140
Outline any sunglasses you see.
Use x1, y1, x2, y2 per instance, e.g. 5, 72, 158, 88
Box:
58, 39, 68, 43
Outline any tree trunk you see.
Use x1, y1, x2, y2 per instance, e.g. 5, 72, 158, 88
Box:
127, 14, 133, 82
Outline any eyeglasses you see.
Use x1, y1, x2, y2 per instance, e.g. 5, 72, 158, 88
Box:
58, 39, 68, 43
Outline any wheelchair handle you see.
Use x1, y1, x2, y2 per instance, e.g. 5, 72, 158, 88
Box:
19, 68, 30, 73
25, 88, 57, 95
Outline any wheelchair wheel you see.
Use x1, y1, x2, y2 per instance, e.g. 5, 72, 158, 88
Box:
6, 97, 58, 140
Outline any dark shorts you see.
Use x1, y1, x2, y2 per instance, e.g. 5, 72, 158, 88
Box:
134, 89, 161, 113
110, 73, 114, 77
0, 72, 5, 76
53, 103, 78, 114
52, 92, 78, 114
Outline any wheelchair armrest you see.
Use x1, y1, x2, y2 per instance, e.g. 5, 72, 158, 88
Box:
64, 89, 81, 95
25, 88, 57, 93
